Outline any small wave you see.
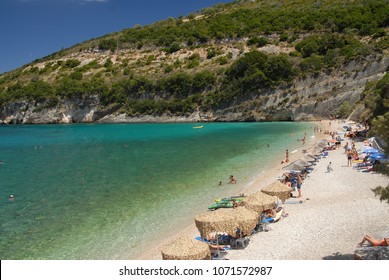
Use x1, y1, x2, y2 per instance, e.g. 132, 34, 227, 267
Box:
291, 149, 298, 154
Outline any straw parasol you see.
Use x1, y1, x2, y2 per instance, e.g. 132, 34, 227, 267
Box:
310, 148, 323, 156
261, 181, 292, 203
194, 208, 236, 239
304, 154, 317, 161
232, 207, 259, 236
315, 141, 327, 149
161, 236, 211, 260
282, 159, 311, 171
296, 158, 312, 166
241, 191, 277, 214
194, 207, 258, 239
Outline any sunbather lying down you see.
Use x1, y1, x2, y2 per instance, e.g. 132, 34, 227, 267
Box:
358, 235, 389, 247
204, 231, 234, 245
262, 207, 285, 223
206, 232, 228, 241
209, 244, 230, 253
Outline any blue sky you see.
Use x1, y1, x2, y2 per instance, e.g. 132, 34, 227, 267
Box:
0, 0, 234, 74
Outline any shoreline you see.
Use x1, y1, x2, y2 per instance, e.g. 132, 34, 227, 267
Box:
137, 120, 334, 260
226, 123, 389, 260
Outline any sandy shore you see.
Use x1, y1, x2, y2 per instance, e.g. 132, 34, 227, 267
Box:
140, 120, 389, 260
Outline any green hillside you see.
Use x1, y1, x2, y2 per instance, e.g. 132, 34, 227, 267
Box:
0, 0, 388, 122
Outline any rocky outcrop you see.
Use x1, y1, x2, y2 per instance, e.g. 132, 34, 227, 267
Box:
0, 96, 102, 124
97, 111, 202, 123
289, 56, 388, 121
0, 55, 387, 124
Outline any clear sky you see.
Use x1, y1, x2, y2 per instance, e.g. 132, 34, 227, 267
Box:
0, 0, 235, 74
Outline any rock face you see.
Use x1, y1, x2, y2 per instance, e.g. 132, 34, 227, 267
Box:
0, 97, 97, 124
0, 55, 388, 124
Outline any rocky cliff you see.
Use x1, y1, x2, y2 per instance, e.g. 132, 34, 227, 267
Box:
1, 55, 387, 124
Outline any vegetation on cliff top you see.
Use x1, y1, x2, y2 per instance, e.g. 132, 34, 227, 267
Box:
0, 0, 388, 118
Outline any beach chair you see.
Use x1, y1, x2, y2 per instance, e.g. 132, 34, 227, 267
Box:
253, 212, 272, 233
229, 237, 250, 249
212, 250, 228, 260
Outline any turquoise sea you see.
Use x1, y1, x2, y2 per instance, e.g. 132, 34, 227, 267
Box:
0, 122, 314, 259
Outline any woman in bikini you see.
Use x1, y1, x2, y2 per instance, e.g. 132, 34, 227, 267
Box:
358, 235, 389, 247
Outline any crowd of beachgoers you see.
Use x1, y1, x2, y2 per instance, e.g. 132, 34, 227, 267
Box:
143, 120, 389, 260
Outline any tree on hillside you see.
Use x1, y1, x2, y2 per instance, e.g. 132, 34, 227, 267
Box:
339, 101, 352, 118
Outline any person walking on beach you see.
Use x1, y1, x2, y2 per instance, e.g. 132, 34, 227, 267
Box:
347, 149, 353, 166
343, 142, 349, 153
285, 149, 289, 163
296, 174, 303, 197
327, 162, 333, 173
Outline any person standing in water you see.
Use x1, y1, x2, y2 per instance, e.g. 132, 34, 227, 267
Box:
229, 175, 237, 184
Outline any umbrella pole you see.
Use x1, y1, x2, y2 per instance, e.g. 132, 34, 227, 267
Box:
216, 234, 220, 258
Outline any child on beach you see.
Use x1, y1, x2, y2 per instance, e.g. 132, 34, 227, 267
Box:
347, 150, 353, 166
327, 162, 333, 172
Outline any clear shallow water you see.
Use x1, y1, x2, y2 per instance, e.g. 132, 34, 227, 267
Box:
0, 122, 313, 259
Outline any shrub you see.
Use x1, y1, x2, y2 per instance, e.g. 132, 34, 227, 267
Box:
299, 55, 324, 73
280, 33, 288, 42
206, 47, 222, 59
167, 42, 181, 54
339, 101, 352, 118
99, 38, 117, 52
247, 36, 269, 47
64, 59, 81, 68
264, 54, 294, 82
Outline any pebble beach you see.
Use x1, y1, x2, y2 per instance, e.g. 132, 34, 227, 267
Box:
228, 137, 389, 260
142, 120, 389, 260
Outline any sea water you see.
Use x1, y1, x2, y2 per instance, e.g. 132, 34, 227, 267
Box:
0, 122, 313, 259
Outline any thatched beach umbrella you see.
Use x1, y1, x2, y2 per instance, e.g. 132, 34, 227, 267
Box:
304, 154, 317, 161
297, 158, 312, 166
315, 141, 327, 149
195, 208, 236, 239
241, 191, 277, 214
261, 181, 292, 203
310, 148, 323, 156
232, 207, 259, 236
283, 159, 311, 171
194, 207, 258, 239
161, 236, 211, 260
